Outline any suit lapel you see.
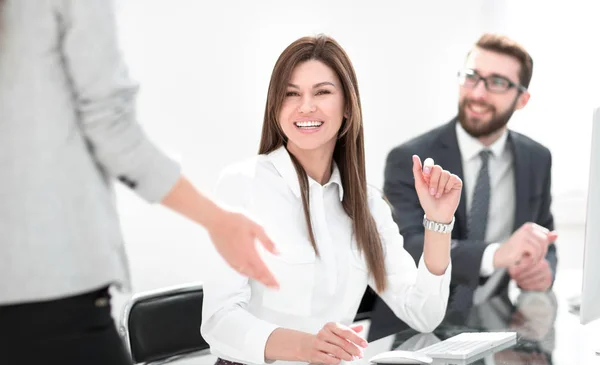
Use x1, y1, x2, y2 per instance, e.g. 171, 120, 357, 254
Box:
437, 120, 468, 236
509, 131, 531, 230
438, 123, 531, 236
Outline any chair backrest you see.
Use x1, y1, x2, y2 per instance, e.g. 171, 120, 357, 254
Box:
354, 287, 377, 322
119, 282, 209, 364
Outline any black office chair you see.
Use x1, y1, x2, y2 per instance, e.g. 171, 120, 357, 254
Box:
354, 287, 377, 322
119, 282, 210, 364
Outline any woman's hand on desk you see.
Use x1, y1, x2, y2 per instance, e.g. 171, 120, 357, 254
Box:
301, 322, 368, 364
265, 323, 367, 364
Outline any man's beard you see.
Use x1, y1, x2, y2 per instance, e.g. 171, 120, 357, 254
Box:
458, 98, 518, 138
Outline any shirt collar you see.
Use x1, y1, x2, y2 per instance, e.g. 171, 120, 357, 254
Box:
455, 121, 509, 161
267, 146, 344, 201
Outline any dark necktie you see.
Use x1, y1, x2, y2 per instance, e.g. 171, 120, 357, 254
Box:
468, 150, 492, 241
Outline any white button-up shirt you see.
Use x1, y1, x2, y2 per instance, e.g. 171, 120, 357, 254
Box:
201, 146, 451, 365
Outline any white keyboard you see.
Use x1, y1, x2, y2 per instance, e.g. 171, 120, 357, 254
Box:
416, 332, 517, 360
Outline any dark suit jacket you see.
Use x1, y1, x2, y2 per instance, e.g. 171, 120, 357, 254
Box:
367, 119, 558, 341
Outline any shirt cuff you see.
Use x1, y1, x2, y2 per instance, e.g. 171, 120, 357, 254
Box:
416, 255, 452, 295
244, 322, 279, 364
480, 243, 501, 277
132, 143, 182, 203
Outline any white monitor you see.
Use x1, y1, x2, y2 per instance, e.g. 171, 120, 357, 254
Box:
581, 106, 600, 326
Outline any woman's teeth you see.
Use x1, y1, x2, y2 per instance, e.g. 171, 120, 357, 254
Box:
295, 121, 323, 128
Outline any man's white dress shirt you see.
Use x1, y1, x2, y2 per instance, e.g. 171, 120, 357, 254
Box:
455, 123, 516, 277
455, 123, 516, 304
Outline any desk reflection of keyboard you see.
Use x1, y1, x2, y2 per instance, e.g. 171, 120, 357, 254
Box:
416, 332, 517, 360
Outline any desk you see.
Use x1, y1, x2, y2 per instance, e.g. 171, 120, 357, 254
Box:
161, 270, 599, 365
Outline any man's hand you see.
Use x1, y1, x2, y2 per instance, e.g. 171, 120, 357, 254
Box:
509, 256, 553, 291
208, 209, 280, 289
493, 223, 557, 269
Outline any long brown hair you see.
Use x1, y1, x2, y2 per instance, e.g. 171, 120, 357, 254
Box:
258, 34, 387, 292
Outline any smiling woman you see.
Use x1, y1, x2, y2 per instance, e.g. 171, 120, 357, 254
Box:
201, 34, 462, 365
280, 67, 343, 143
259, 37, 384, 290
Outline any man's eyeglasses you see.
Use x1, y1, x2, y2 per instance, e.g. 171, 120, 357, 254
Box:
457, 69, 527, 94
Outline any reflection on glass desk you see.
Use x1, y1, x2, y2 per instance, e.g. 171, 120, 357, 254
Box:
358, 275, 600, 365
367, 294, 555, 365
159, 271, 600, 365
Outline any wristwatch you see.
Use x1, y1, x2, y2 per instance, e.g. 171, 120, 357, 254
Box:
422, 215, 455, 234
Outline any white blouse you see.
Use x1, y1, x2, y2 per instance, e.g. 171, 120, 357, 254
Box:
201, 146, 451, 365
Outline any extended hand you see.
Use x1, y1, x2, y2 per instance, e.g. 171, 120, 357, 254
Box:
208, 209, 280, 289
160, 176, 280, 289
412, 155, 463, 223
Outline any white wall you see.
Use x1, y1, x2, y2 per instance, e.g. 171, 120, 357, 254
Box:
110, 0, 598, 313
479, 0, 600, 226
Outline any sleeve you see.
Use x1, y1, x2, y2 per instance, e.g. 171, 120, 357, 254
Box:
56, 0, 181, 202
384, 146, 487, 287
368, 186, 451, 333
480, 243, 501, 277
538, 150, 558, 283
200, 167, 279, 364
